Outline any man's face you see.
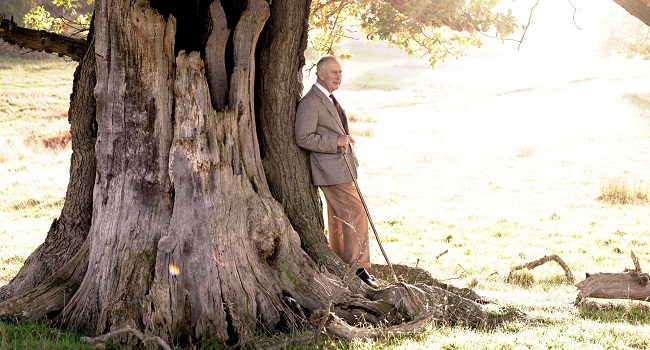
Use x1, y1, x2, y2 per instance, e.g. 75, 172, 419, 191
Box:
317, 59, 342, 93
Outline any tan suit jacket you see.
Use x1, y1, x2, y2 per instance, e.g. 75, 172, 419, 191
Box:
295, 85, 358, 186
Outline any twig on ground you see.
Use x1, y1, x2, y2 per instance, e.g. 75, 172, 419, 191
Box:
435, 250, 448, 261
457, 263, 471, 277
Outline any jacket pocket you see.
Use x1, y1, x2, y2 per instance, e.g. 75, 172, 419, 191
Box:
314, 152, 342, 168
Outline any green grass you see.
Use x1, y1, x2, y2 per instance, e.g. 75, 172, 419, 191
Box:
3, 44, 650, 349
0, 321, 92, 349
345, 70, 404, 91
578, 301, 650, 325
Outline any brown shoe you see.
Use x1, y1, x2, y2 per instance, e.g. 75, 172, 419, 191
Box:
356, 268, 378, 288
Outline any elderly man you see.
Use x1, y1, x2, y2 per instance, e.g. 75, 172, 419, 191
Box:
295, 55, 377, 288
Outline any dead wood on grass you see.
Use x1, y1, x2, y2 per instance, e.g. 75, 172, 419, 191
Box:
509, 254, 575, 283
575, 251, 650, 304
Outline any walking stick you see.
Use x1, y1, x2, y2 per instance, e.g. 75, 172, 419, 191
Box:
343, 149, 399, 284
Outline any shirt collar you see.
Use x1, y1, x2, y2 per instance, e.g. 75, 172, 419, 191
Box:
315, 82, 333, 101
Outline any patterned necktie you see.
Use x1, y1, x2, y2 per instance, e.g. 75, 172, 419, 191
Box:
330, 94, 349, 135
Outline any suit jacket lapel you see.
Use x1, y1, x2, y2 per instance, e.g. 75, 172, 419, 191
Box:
312, 85, 346, 134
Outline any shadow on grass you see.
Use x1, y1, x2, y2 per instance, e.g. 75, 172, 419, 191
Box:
578, 300, 650, 325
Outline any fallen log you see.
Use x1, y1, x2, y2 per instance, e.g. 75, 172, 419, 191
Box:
575, 272, 650, 304
574, 251, 650, 304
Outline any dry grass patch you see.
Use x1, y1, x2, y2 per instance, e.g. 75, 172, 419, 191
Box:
507, 270, 535, 288
26, 130, 72, 150
597, 177, 648, 204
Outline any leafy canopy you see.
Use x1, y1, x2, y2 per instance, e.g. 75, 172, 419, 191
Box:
21, 0, 519, 66
309, 0, 518, 66
23, 0, 92, 36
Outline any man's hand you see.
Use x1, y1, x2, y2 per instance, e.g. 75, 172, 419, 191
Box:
337, 135, 355, 148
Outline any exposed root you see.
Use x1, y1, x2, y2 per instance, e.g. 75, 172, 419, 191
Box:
309, 272, 525, 342
315, 263, 360, 341
371, 263, 490, 304
0, 239, 89, 321
310, 307, 437, 341
80, 326, 172, 350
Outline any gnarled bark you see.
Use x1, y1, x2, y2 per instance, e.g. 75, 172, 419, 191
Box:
53, 0, 341, 345
0, 239, 89, 321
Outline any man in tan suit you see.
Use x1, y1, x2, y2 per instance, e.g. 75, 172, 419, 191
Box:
295, 55, 377, 288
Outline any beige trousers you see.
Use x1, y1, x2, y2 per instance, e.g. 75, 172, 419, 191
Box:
320, 182, 370, 269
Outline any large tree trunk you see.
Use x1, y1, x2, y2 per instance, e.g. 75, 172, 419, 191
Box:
50, 0, 339, 344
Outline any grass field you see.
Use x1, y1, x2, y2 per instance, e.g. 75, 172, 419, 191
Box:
1, 41, 650, 349
0, 57, 75, 286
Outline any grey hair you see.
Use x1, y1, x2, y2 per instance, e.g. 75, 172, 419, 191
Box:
316, 55, 338, 72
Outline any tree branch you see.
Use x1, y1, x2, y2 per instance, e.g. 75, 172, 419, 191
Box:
509, 254, 576, 283
518, 0, 540, 50
0, 14, 87, 61
613, 0, 650, 27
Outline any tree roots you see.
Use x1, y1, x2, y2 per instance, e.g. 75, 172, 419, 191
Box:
306, 264, 525, 342
80, 326, 172, 350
